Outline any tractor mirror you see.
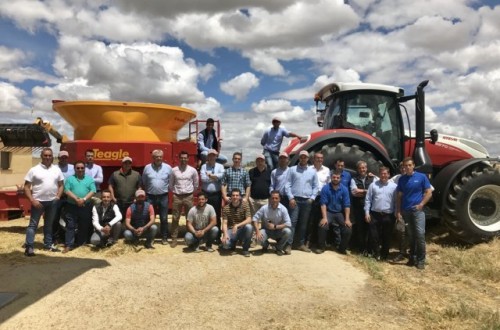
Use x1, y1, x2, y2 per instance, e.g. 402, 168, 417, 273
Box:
430, 129, 438, 144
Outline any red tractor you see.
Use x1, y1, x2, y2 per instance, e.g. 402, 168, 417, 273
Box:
284, 80, 500, 243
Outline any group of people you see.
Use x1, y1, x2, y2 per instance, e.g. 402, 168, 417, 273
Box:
22, 117, 432, 269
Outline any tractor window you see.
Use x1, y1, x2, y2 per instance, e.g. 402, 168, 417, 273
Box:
324, 97, 342, 129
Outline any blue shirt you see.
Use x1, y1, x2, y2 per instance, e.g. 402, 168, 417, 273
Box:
287, 165, 319, 200
397, 172, 431, 211
200, 162, 225, 192
270, 166, 290, 196
198, 131, 214, 152
142, 162, 172, 195
252, 203, 291, 227
261, 126, 290, 152
64, 175, 96, 205
320, 183, 350, 213
365, 180, 397, 215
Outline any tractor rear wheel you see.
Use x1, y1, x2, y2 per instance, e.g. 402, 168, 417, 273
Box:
442, 166, 500, 243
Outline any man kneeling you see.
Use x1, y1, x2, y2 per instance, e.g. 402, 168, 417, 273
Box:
252, 190, 292, 256
184, 192, 219, 252
124, 189, 158, 249
90, 189, 122, 247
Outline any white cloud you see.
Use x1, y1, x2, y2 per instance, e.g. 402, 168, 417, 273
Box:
220, 72, 259, 101
0, 82, 27, 113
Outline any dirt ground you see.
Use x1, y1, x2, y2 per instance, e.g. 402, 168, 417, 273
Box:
0, 217, 498, 329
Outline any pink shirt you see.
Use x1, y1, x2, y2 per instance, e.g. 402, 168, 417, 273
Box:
169, 165, 199, 194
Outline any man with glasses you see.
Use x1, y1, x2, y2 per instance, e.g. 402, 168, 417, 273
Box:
222, 152, 251, 204
142, 149, 172, 245
23, 148, 65, 256
108, 156, 141, 222
84, 149, 103, 194
169, 151, 199, 248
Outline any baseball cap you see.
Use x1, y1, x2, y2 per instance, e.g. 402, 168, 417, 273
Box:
122, 156, 133, 163
279, 152, 289, 158
256, 154, 265, 160
208, 149, 218, 155
135, 189, 146, 197
272, 116, 281, 123
59, 150, 69, 157
299, 150, 310, 157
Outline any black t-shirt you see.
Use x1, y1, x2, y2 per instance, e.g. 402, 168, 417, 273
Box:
249, 167, 271, 199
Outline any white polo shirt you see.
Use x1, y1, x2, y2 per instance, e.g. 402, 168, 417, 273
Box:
24, 163, 64, 201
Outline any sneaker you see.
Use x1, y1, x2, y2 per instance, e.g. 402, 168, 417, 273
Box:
44, 244, 61, 252
313, 248, 325, 254
105, 240, 115, 248
392, 254, 405, 262
62, 246, 72, 254
242, 250, 251, 257
298, 245, 311, 253
170, 238, 178, 248
276, 249, 284, 256
24, 247, 35, 257
284, 244, 292, 255
161, 238, 168, 245
145, 242, 155, 249
206, 246, 215, 253
416, 262, 425, 270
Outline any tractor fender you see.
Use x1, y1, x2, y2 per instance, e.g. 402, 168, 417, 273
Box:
432, 158, 491, 208
289, 131, 393, 170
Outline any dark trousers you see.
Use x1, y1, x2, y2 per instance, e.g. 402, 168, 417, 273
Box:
147, 193, 169, 239
318, 212, 352, 253
204, 190, 222, 232
307, 196, 321, 246
368, 211, 395, 258
52, 198, 67, 243
65, 203, 93, 248
351, 207, 369, 253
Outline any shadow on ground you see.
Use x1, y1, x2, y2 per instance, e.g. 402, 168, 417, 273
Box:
0, 251, 110, 324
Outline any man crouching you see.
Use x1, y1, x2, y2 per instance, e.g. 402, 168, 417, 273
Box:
90, 189, 122, 248
124, 189, 158, 249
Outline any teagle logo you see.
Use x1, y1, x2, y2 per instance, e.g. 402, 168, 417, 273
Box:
93, 148, 130, 161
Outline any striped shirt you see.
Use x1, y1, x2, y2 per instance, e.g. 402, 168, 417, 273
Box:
222, 201, 251, 229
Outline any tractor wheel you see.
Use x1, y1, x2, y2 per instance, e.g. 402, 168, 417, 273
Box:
442, 166, 500, 243
311, 142, 384, 174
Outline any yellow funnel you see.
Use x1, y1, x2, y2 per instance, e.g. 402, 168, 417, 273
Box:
52, 100, 196, 142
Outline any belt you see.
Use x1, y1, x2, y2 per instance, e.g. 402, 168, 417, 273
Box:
147, 192, 168, 197
371, 211, 393, 216
174, 192, 193, 197
202, 190, 221, 195
294, 196, 309, 201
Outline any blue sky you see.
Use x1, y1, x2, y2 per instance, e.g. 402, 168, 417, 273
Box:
1, 0, 500, 160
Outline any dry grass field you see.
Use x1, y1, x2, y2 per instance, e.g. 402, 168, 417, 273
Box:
0, 216, 498, 330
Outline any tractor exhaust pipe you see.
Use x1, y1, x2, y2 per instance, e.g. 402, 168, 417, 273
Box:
413, 80, 432, 174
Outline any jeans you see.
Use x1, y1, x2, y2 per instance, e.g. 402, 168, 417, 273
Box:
184, 227, 219, 248
65, 203, 93, 248
368, 212, 395, 258
402, 209, 426, 263
25, 200, 58, 249
147, 193, 169, 240
222, 224, 253, 251
172, 193, 194, 239
288, 198, 313, 247
263, 150, 279, 171
204, 191, 222, 233
258, 227, 292, 251
124, 224, 158, 245
52, 198, 67, 243
199, 151, 228, 165
317, 212, 352, 253
90, 222, 122, 246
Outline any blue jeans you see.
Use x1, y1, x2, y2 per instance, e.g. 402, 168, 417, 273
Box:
184, 227, 219, 248
222, 224, 253, 251
199, 151, 228, 165
147, 193, 169, 240
318, 212, 352, 253
124, 224, 158, 245
288, 198, 313, 246
258, 227, 292, 251
402, 209, 426, 263
65, 203, 93, 248
263, 150, 279, 171
25, 200, 58, 249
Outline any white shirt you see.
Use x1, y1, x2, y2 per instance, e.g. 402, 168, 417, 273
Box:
92, 204, 123, 231
24, 163, 64, 201
311, 165, 331, 194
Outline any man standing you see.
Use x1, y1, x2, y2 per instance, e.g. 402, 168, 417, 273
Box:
286, 150, 318, 253
252, 191, 292, 256
261, 117, 301, 170
63, 161, 96, 253
221, 152, 251, 204
184, 192, 219, 252
334, 158, 352, 188
200, 149, 225, 235
52, 150, 74, 245
315, 171, 351, 255
396, 157, 432, 270
123, 189, 158, 249
197, 118, 227, 164
221, 189, 253, 257
350, 160, 375, 254
308, 152, 330, 247
108, 156, 141, 221
90, 189, 122, 248
248, 154, 271, 216
364, 167, 397, 261
142, 149, 172, 245
84, 149, 103, 193
269, 152, 291, 207
169, 151, 199, 247
23, 147, 64, 256
57, 150, 74, 179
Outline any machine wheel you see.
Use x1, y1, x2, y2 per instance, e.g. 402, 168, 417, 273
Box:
442, 166, 500, 243
310, 142, 384, 174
